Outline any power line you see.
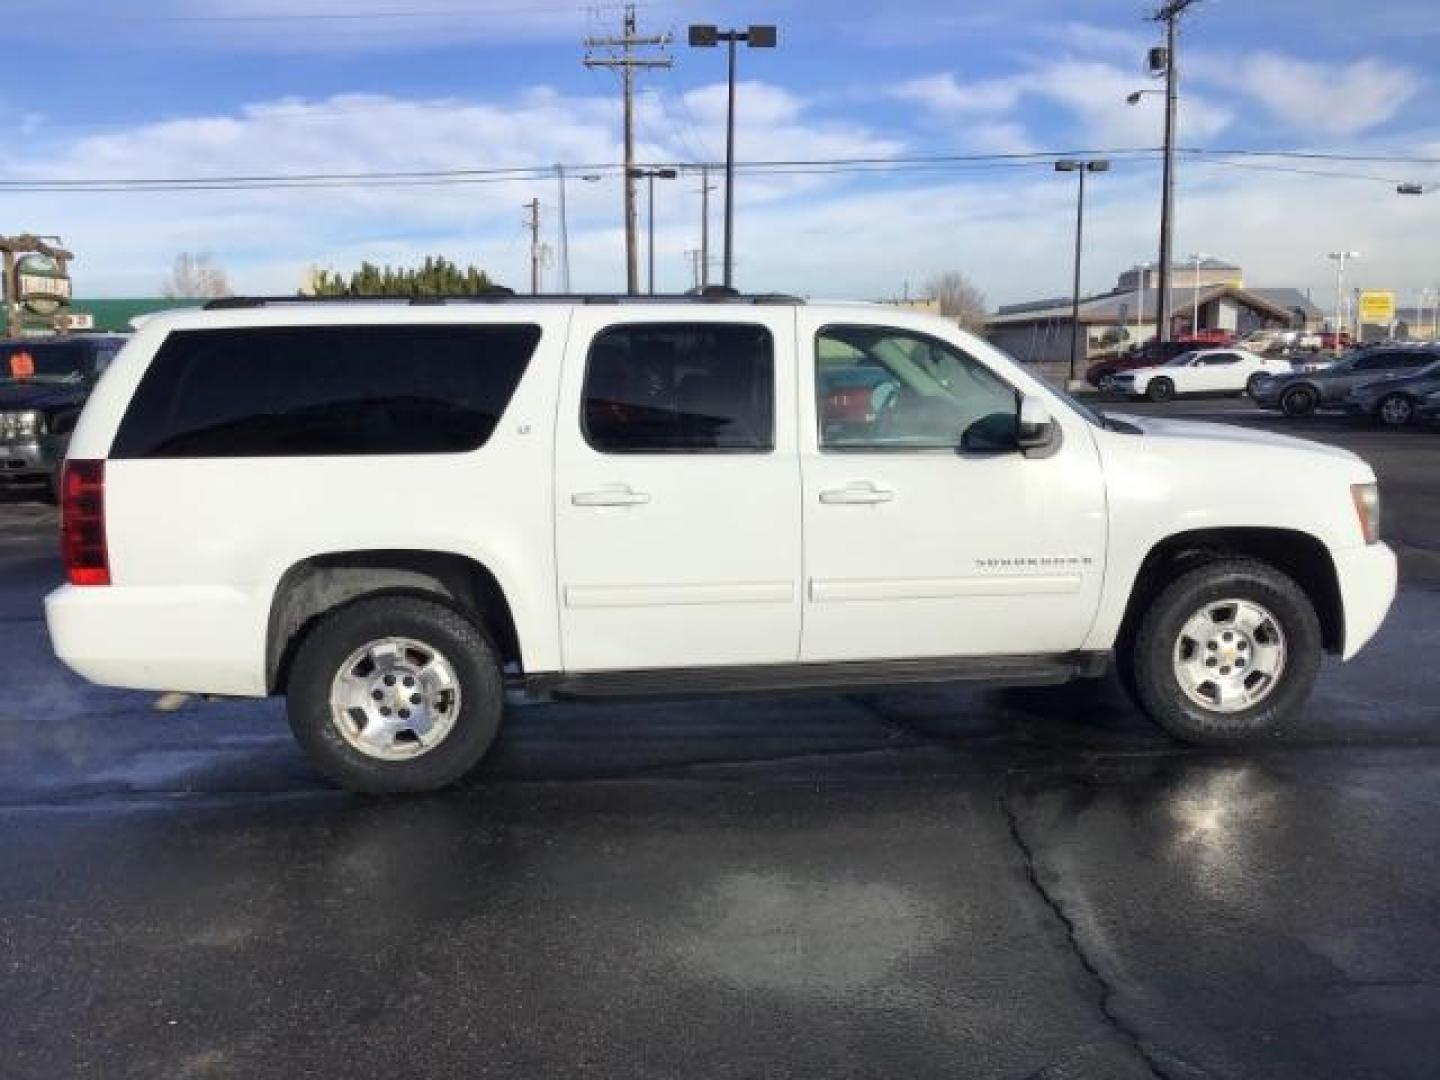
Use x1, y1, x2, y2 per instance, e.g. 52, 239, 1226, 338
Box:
9, 4, 634, 24
0, 147, 1431, 194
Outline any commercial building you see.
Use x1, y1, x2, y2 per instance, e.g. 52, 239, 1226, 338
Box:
985, 261, 1324, 367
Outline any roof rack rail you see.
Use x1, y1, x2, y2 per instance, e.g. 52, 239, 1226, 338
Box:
201, 290, 804, 310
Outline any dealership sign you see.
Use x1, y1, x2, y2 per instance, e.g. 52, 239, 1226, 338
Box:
1358, 290, 1396, 324
15, 253, 72, 316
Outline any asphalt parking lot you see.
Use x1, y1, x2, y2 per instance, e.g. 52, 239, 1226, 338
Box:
2, 399, 1438, 1080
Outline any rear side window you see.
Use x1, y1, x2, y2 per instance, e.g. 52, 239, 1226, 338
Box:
112, 324, 540, 458
582, 322, 774, 453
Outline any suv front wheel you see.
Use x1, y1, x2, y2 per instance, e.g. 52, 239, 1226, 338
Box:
287, 595, 504, 793
1128, 559, 1321, 743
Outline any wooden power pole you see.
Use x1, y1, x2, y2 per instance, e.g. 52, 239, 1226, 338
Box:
1150, 0, 1201, 341
584, 4, 672, 295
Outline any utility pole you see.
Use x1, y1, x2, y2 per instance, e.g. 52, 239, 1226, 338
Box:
1148, 0, 1201, 342
524, 198, 541, 295
584, 4, 672, 295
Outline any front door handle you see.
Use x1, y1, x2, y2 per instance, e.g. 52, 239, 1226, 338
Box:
819, 481, 894, 505
572, 485, 651, 508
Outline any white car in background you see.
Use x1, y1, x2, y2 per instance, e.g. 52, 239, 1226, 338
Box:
1110, 348, 1293, 402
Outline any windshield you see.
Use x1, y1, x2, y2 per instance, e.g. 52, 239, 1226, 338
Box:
969, 335, 1110, 429
0, 344, 89, 384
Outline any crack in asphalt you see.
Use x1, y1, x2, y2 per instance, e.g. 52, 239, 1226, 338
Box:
845, 692, 1196, 1079
1000, 778, 1191, 1080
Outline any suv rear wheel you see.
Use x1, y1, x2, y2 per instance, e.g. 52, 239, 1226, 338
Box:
1128, 559, 1321, 744
286, 595, 504, 793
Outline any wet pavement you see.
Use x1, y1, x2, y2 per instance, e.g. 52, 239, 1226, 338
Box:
2, 404, 1439, 1079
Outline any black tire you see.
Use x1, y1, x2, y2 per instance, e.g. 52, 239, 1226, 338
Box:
1280, 385, 1317, 417
1245, 373, 1265, 398
286, 595, 504, 793
1147, 377, 1175, 403
1128, 559, 1322, 744
1376, 393, 1415, 428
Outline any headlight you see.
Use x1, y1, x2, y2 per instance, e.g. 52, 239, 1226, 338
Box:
0, 411, 41, 440
1351, 483, 1381, 546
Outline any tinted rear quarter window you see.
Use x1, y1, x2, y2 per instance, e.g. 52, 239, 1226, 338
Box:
112, 324, 540, 458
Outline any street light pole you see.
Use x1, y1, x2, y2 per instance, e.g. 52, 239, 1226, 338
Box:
1187, 252, 1209, 333
1327, 251, 1359, 342
1135, 261, 1150, 343
1056, 158, 1110, 385
628, 166, 677, 294
688, 23, 777, 290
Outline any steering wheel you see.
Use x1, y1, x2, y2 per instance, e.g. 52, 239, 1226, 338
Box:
870, 380, 901, 433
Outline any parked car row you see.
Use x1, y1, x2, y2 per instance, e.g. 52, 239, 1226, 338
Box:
1251, 344, 1440, 427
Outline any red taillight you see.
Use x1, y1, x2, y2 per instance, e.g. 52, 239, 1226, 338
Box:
61, 459, 109, 587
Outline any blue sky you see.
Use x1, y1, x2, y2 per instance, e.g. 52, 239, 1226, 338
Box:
5, 0, 1438, 309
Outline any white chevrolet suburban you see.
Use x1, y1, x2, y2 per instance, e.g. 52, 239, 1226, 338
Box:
46, 294, 1397, 792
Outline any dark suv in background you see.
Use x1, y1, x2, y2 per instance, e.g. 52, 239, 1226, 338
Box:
1252, 344, 1440, 417
1344, 359, 1440, 427
0, 336, 127, 498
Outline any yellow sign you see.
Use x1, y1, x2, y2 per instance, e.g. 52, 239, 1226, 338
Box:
1358, 290, 1396, 324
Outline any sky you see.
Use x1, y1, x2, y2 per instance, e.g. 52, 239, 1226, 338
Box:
4, 0, 1439, 311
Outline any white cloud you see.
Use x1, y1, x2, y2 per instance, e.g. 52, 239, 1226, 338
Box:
11, 82, 901, 296
893, 60, 1232, 149
1228, 53, 1422, 137
891, 73, 1020, 114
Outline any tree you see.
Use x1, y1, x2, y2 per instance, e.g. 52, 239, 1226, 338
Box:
307, 256, 495, 298
923, 271, 988, 331
161, 252, 233, 299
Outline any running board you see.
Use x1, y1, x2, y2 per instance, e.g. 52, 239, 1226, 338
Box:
518, 652, 1109, 702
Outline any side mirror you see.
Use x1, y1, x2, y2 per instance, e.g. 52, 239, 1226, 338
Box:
1017, 395, 1061, 458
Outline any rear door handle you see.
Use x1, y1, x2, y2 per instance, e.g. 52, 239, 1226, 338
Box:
572, 485, 651, 507
819, 481, 894, 505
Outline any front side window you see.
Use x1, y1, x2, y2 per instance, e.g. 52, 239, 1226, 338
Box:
816, 325, 1018, 452
582, 322, 774, 453
1199, 353, 1240, 365
112, 324, 540, 458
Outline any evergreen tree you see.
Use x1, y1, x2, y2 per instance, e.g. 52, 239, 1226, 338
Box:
306, 257, 495, 297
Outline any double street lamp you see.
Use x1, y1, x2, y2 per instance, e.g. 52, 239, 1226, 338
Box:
1327, 250, 1360, 341
628, 167, 677, 294
687, 23, 777, 290
1055, 158, 1109, 385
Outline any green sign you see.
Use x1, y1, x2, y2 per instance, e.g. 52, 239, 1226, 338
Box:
15, 253, 72, 317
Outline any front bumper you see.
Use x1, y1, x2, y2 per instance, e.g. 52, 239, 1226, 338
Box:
0, 438, 59, 484
1334, 543, 1398, 660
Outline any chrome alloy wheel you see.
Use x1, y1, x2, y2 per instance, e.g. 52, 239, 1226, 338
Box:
1172, 599, 1287, 714
328, 637, 463, 760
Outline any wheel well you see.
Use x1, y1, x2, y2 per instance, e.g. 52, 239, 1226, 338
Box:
267, 550, 521, 694
1117, 528, 1344, 654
